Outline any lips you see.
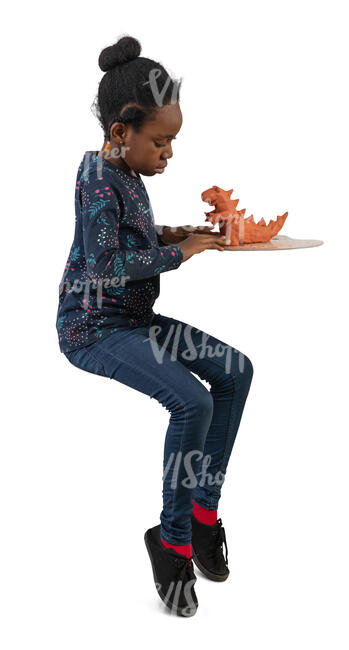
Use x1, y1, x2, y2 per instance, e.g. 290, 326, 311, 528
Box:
155, 162, 167, 171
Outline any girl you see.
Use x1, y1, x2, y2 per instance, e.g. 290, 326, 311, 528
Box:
56, 35, 254, 617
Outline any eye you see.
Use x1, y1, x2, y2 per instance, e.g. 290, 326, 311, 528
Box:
154, 142, 166, 148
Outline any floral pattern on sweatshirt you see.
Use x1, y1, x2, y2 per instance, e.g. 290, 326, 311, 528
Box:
56, 151, 183, 353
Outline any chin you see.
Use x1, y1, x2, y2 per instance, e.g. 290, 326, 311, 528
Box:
140, 169, 157, 177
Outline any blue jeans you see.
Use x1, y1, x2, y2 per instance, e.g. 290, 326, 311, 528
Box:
63, 312, 253, 544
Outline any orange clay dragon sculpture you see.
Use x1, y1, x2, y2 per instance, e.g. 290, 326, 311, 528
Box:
201, 186, 288, 245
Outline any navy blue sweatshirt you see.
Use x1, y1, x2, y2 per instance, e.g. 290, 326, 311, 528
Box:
56, 151, 183, 353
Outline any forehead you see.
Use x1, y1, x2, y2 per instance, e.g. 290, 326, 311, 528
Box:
144, 103, 182, 137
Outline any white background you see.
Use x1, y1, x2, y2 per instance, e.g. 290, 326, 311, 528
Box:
1, 0, 348, 646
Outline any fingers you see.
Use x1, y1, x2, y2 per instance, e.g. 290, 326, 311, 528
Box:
184, 232, 229, 255
213, 235, 227, 251
201, 234, 228, 251
196, 233, 227, 242
194, 224, 215, 231
181, 225, 196, 232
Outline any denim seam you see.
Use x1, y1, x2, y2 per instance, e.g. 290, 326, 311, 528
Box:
174, 344, 237, 510
94, 344, 191, 543
193, 375, 236, 510
163, 401, 190, 545
166, 338, 220, 533
208, 376, 236, 508
82, 347, 108, 377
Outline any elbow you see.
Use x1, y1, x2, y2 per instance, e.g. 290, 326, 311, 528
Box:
86, 267, 131, 290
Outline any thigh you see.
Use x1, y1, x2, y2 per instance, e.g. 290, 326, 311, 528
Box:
149, 312, 252, 385
65, 326, 211, 409
64, 344, 107, 377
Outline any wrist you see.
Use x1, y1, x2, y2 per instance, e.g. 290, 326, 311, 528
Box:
160, 226, 173, 245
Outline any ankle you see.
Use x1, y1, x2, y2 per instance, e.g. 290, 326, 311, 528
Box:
192, 500, 217, 525
161, 538, 192, 559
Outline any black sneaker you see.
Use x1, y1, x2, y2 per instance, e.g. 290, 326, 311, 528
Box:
144, 524, 198, 617
191, 515, 230, 582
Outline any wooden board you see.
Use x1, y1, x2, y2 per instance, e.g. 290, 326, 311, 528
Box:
223, 235, 324, 251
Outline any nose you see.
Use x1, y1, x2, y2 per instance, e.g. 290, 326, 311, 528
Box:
161, 143, 173, 160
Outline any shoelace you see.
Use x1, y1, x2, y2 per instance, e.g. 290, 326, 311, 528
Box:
205, 518, 228, 564
174, 555, 196, 584
215, 518, 228, 565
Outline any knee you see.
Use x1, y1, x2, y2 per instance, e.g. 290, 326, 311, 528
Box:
241, 353, 254, 383
189, 388, 214, 421
221, 350, 254, 389
225, 351, 254, 391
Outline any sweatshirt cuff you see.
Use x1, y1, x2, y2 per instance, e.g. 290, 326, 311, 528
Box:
168, 244, 183, 267
155, 224, 166, 246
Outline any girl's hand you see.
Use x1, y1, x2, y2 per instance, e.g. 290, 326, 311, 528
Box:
176, 233, 229, 262
160, 224, 220, 245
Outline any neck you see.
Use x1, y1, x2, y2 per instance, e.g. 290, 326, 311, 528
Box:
98, 144, 136, 177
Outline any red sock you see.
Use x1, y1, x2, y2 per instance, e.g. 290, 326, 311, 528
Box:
192, 500, 217, 525
161, 538, 192, 558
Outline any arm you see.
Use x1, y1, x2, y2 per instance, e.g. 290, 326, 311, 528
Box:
154, 223, 217, 245
83, 208, 183, 285
154, 223, 167, 246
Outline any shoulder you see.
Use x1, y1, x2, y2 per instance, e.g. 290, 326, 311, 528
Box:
80, 155, 141, 196
78, 166, 121, 219
78, 157, 122, 204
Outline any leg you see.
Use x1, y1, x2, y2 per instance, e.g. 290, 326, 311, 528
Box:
147, 313, 254, 511
64, 323, 214, 545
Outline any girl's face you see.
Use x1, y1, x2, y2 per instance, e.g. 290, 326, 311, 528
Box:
109, 102, 183, 177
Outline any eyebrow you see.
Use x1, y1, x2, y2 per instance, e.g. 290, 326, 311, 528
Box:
154, 134, 177, 139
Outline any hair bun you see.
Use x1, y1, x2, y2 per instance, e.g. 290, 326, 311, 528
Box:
98, 36, 141, 71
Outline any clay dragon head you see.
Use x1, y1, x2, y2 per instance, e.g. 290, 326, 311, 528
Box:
201, 185, 288, 245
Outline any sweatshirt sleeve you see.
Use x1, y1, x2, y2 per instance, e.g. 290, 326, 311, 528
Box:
154, 223, 166, 246
82, 200, 183, 284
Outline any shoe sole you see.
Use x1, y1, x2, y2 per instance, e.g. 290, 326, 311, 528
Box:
144, 530, 198, 617
192, 547, 230, 582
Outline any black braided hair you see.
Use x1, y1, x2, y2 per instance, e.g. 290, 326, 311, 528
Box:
91, 35, 182, 139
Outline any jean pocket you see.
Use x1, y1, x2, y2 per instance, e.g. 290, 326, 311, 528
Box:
64, 346, 107, 378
